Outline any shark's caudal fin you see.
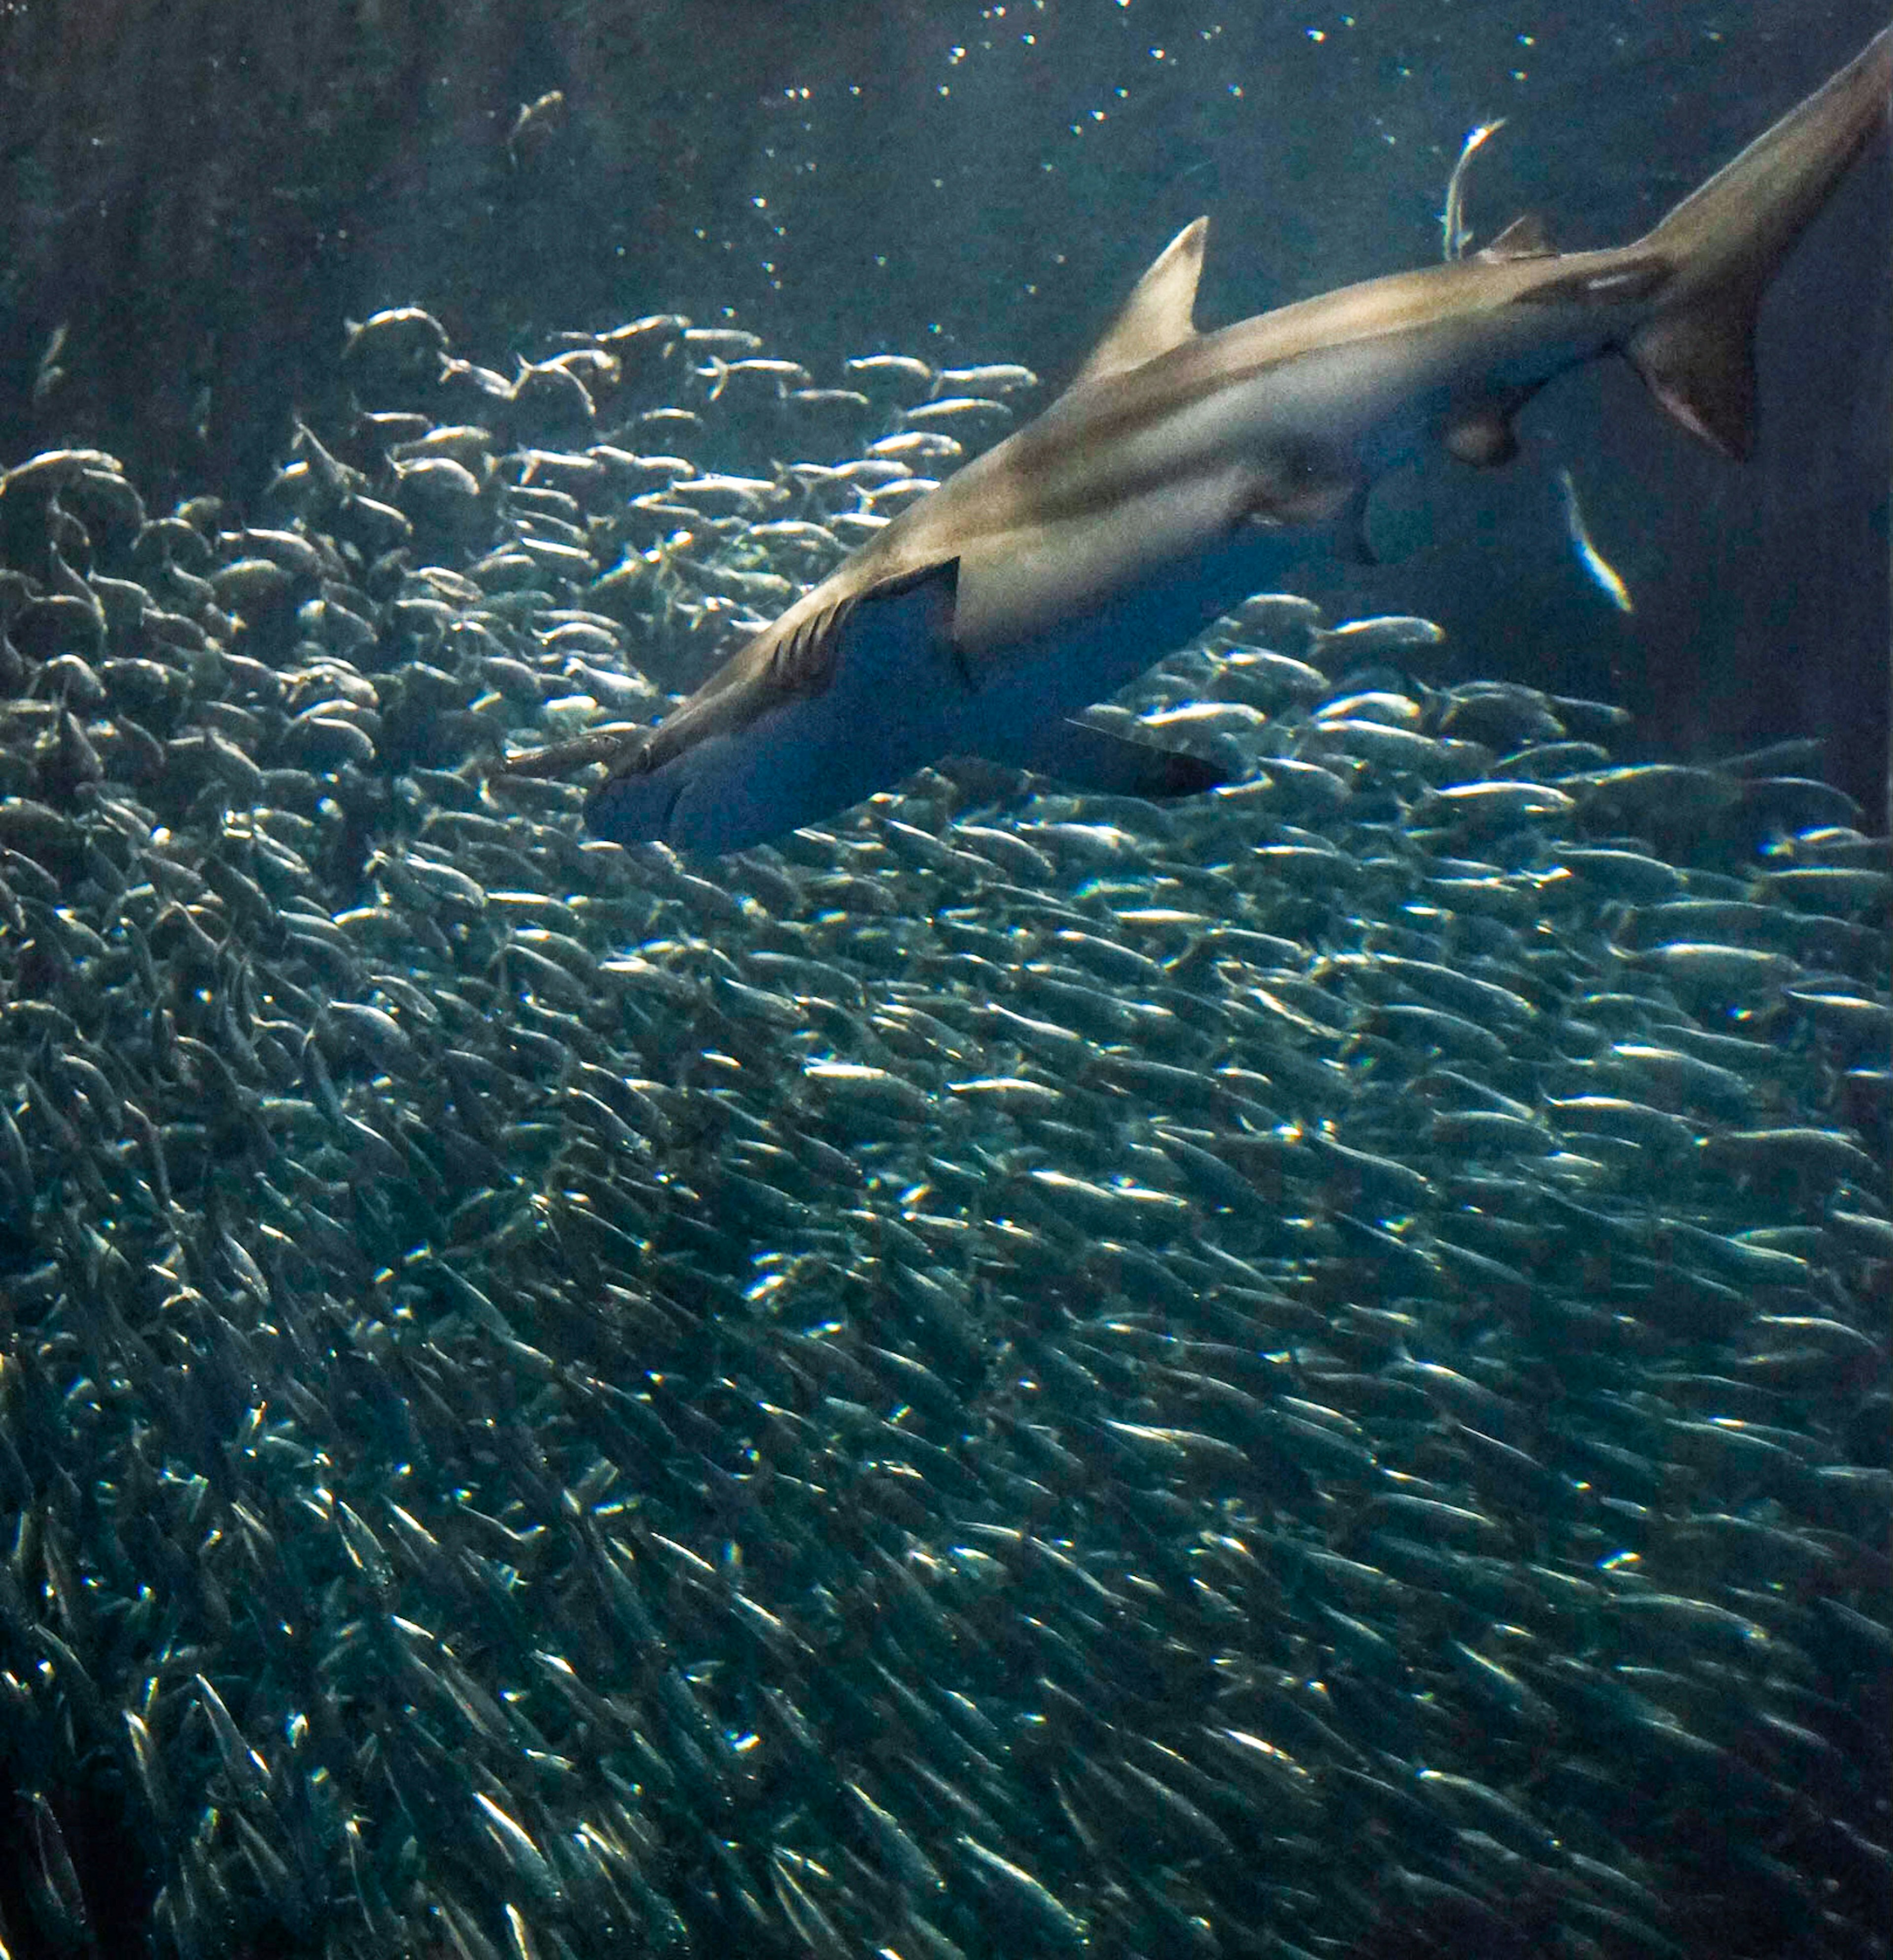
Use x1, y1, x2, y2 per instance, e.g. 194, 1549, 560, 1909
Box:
1626, 25, 1892, 459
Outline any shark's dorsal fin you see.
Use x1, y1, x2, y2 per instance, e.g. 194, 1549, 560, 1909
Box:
1477, 212, 1555, 261
1070, 218, 1208, 389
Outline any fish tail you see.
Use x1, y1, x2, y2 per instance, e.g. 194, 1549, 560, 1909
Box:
1627, 25, 1891, 458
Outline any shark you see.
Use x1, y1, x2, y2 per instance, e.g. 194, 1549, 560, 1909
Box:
501, 25, 1892, 855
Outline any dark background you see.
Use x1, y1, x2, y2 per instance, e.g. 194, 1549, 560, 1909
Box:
1, 0, 1886, 818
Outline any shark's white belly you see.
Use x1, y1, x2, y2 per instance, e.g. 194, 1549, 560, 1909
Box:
662, 638, 981, 853
596, 595, 1000, 854
591, 521, 1295, 855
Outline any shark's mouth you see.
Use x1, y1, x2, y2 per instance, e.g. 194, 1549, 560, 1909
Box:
586, 763, 688, 847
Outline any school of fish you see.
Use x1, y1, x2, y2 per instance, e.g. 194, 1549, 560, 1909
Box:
0, 43, 1887, 1960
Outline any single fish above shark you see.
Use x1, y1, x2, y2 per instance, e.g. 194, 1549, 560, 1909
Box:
502, 26, 1892, 855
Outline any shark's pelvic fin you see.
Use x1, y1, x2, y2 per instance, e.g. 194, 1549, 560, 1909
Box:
1010, 715, 1229, 799
1443, 400, 1524, 468
1238, 446, 1361, 529
1069, 216, 1208, 390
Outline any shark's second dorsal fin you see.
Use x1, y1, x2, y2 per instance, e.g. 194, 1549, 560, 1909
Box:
1477, 212, 1555, 261
1069, 217, 1208, 390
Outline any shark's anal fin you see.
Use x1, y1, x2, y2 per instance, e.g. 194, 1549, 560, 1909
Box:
1069, 218, 1208, 390
1335, 480, 1379, 565
1008, 717, 1229, 801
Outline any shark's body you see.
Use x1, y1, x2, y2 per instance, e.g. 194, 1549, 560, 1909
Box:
504, 27, 1892, 854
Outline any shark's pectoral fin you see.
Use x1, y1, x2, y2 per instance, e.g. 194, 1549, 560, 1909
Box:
1625, 303, 1757, 461
590, 557, 968, 852
1008, 716, 1229, 800
586, 750, 683, 841
1068, 217, 1207, 391
857, 556, 970, 684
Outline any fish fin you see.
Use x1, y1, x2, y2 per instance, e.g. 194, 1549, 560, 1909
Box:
1011, 716, 1229, 800
1443, 401, 1522, 467
1622, 23, 1893, 461
862, 554, 962, 616
1069, 218, 1207, 390
631, 556, 964, 785
585, 757, 682, 845
1477, 212, 1555, 261
859, 558, 968, 685
1625, 302, 1757, 460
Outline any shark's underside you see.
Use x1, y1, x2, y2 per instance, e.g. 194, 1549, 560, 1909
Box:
500, 25, 1892, 856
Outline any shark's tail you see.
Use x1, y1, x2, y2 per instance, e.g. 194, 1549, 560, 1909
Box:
1627, 24, 1891, 459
